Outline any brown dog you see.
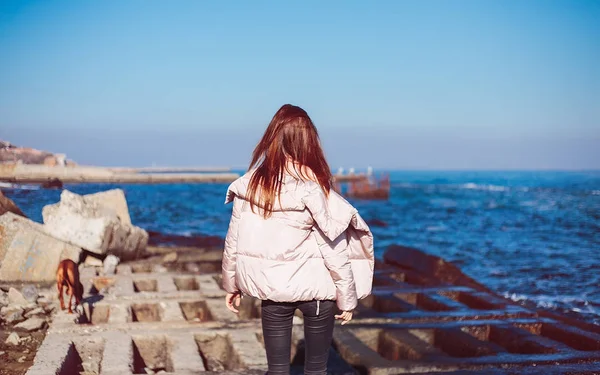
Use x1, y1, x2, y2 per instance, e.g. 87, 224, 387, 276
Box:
56, 259, 83, 314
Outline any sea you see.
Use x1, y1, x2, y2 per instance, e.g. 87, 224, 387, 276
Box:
3, 170, 600, 325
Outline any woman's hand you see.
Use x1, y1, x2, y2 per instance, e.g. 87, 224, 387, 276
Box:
335, 310, 353, 325
225, 292, 242, 313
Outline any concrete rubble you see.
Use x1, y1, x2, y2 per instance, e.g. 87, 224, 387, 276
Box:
8, 287, 31, 306
103, 255, 120, 275
43, 189, 148, 261
0, 212, 82, 282
1, 287, 53, 331
6, 332, 21, 346
0, 187, 141, 283
21, 285, 39, 303
14, 317, 47, 332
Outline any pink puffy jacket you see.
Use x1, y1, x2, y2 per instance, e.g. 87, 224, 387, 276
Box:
221, 171, 374, 311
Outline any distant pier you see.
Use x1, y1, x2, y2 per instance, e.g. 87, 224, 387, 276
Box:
0, 164, 377, 186
0, 164, 239, 184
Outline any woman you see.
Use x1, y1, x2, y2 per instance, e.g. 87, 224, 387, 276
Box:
221, 104, 374, 375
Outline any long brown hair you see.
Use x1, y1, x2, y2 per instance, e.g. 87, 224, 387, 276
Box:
247, 104, 332, 218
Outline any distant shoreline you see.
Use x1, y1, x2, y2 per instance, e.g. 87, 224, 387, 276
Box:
0, 164, 368, 185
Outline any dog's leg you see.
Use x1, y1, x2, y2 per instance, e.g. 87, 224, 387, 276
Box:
67, 289, 74, 314
57, 282, 65, 311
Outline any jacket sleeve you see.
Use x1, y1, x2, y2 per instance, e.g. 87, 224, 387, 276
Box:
315, 227, 358, 311
301, 183, 356, 242
221, 196, 242, 293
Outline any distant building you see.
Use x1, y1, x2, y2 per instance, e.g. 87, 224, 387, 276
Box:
55, 154, 67, 166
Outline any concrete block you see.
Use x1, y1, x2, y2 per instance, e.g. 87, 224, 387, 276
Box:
25, 335, 73, 375
0, 213, 82, 283
170, 334, 206, 371
156, 275, 178, 293
43, 203, 117, 255
100, 332, 133, 374
159, 301, 186, 322
103, 254, 120, 275
82, 189, 132, 225
108, 304, 131, 323
229, 330, 269, 369
84, 254, 103, 267
42, 189, 148, 260
8, 287, 29, 306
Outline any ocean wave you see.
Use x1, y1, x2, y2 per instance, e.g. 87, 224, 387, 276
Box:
503, 292, 599, 317
519, 201, 538, 207
393, 183, 420, 189
592, 190, 600, 195
0, 182, 40, 190
393, 182, 532, 194
460, 183, 509, 192
426, 225, 447, 232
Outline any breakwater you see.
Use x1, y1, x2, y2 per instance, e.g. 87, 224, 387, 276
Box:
0, 164, 370, 185
4, 170, 599, 324
22, 244, 600, 374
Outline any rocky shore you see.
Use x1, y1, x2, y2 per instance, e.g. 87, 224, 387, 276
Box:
0, 139, 240, 186
0, 140, 75, 167
0, 286, 54, 375
2, 185, 600, 374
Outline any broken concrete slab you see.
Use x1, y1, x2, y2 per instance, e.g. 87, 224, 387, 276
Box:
5, 332, 20, 346
24, 307, 45, 318
43, 204, 119, 254
1, 305, 25, 324
83, 189, 132, 225
8, 287, 30, 306
103, 255, 119, 275
0, 290, 7, 306
21, 285, 39, 303
162, 252, 177, 263
0, 212, 82, 282
84, 254, 103, 267
42, 190, 148, 261
15, 316, 47, 331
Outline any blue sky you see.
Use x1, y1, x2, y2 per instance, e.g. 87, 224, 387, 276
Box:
1, 0, 599, 169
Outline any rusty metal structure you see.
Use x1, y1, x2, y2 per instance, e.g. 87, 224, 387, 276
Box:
332, 246, 600, 374
334, 172, 390, 200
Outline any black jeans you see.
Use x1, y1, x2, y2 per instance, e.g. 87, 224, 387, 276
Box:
261, 299, 336, 375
